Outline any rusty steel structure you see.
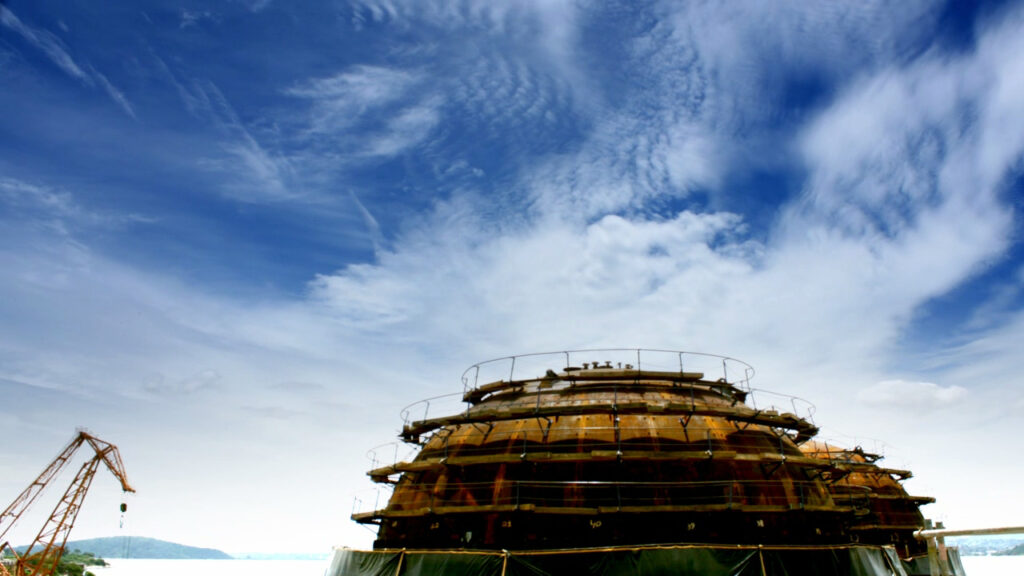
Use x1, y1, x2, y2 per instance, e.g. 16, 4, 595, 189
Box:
352, 350, 938, 566
0, 431, 134, 576
799, 441, 935, 557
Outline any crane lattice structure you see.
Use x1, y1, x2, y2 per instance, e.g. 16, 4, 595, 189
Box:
0, 431, 134, 576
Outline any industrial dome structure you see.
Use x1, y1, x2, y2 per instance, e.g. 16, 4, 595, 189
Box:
330, 349, 961, 576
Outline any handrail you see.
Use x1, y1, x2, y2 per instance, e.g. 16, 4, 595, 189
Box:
366, 442, 406, 470
398, 351, 787, 447
461, 349, 755, 397
399, 392, 465, 428
915, 525, 1024, 538
747, 388, 817, 426
812, 431, 892, 461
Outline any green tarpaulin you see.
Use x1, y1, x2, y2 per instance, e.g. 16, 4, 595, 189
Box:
327, 544, 920, 576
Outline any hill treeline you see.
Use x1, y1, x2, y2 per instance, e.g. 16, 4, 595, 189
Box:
996, 543, 1024, 556
62, 537, 231, 559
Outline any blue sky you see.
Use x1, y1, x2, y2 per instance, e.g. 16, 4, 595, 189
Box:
2, 0, 1023, 553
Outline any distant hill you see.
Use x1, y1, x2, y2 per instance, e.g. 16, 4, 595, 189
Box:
996, 543, 1024, 556
62, 537, 231, 559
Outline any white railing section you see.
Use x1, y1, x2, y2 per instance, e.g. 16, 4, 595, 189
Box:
460, 349, 756, 397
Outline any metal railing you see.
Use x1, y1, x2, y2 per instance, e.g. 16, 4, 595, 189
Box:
400, 392, 467, 430
366, 442, 421, 471
746, 388, 817, 426
401, 349, 759, 431
461, 349, 755, 396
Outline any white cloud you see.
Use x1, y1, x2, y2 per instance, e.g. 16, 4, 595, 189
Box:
858, 379, 967, 409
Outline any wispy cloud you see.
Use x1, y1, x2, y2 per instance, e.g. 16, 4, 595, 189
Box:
0, 5, 87, 81
91, 67, 136, 118
144, 369, 222, 396
0, 176, 154, 233
303, 2, 585, 171
289, 65, 422, 135
349, 191, 384, 253
193, 80, 296, 202
179, 10, 217, 29
0, 5, 136, 118
150, 51, 207, 117
363, 100, 441, 157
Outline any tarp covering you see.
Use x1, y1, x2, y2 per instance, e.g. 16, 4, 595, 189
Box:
327, 549, 402, 576
400, 552, 504, 576
946, 548, 966, 576
327, 544, 915, 576
901, 548, 967, 576
503, 547, 760, 576
901, 555, 930, 576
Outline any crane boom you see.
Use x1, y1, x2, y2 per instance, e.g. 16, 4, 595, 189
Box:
0, 436, 84, 543
0, 431, 134, 576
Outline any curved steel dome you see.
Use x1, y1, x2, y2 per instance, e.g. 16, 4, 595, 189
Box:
800, 441, 934, 557
354, 350, 933, 555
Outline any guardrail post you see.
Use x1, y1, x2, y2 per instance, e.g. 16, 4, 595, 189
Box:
924, 519, 940, 576
934, 522, 951, 576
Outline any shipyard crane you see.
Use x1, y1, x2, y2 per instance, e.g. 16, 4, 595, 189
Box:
0, 431, 134, 576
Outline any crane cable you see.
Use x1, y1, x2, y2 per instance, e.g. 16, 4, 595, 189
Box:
119, 501, 131, 560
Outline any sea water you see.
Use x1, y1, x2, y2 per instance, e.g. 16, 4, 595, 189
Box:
87, 555, 1024, 576
960, 556, 1024, 576
90, 558, 329, 576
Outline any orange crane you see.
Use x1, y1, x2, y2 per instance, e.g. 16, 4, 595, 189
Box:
0, 431, 134, 576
